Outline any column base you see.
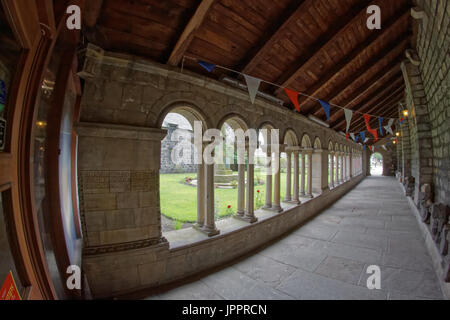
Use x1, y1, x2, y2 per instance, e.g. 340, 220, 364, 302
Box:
234, 214, 258, 224
305, 194, 314, 199
288, 199, 301, 205
283, 197, 292, 202
193, 224, 220, 237
271, 205, 284, 213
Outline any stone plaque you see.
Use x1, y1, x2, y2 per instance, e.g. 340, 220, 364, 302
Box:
110, 171, 131, 193
80, 171, 109, 194
131, 171, 155, 192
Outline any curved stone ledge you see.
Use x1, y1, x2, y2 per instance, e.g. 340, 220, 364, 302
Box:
83, 175, 364, 299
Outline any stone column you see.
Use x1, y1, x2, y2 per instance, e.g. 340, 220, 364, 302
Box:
243, 146, 257, 223
195, 161, 206, 227
349, 152, 353, 179
272, 152, 283, 212
284, 151, 292, 202
236, 162, 246, 216
300, 151, 306, 196
330, 151, 335, 188
203, 159, 219, 236
292, 150, 300, 204
263, 139, 272, 209
340, 153, 345, 182
306, 150, 313, 198
312, 149, 328, 194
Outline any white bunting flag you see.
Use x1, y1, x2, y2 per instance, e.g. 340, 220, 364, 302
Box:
382, 144, 387, 151
243, 75, 262, 104
364, 138, 369, 143
384, 118, 395, 135
350, 133, 356, 141
344, 109, 353, 133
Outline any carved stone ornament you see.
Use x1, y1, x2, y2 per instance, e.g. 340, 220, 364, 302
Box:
430, 203, 450, 244
418, 183, 433, 223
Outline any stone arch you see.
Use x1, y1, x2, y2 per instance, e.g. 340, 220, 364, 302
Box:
156, 101, 212, 130
217, 113, 250, 132
284, 129, 299, 146
301, 134, 312, 149
313, 137, 322, 149
328, 140, 334, 152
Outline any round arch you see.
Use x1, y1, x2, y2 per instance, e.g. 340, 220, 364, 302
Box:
284, 129, 299, 146
157, 102, 211, 130
217, 113, 250, 132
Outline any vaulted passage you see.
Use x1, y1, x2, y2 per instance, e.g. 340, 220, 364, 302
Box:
144, 177, 443, 300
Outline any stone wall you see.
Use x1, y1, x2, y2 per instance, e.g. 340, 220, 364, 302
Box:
77, 44, 364, 298
414, 0, 450, 206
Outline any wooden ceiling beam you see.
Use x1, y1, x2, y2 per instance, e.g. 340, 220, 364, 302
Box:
84, 0, 103, 28
298, 6, 411, 110
167, 0, 215, 66
273, 0, 373, 95
239, 0, 311, 75
315, 53, 405, 121
330, 74, 404, 129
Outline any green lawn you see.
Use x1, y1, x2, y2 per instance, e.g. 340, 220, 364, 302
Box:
160, 170, 305, 223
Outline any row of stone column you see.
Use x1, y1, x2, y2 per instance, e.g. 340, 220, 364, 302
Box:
195, 144, 363, 236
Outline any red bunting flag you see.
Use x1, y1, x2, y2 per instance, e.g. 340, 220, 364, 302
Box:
284, 88, 300, 112
346, 133, 349, 140
363, 114, 378, 142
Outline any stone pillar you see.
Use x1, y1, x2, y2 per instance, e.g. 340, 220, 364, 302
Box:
236, 163, 246, 216
203, 160, 219, 236
300, 151, 306, 195
349, 152, 353, 179
284, 151, 292, 201
195, 161, 206, 227
272, 152, 283, 212
292, 150, 300, 204
306, 150, 313, 198
312, 149, 328, 194
264, 140, 272, 209
330, 151, 335, 188
76, 123, 168, 251
243, 146, 257, 223
340, 153, 345, 183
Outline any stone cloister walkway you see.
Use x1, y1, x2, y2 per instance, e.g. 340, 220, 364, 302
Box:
145, 177, 444, 300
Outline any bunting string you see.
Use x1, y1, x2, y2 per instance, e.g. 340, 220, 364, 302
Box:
187, 56, 400, 122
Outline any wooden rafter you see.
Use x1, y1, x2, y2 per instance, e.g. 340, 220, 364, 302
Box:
332, 77, 405, 130
273, 0, 373, 95
84, 0, 103, 28
315, 53, 404, 121
297, 6, 411, 110
330, 71, 404, 128
235, 0, 307, 73
167, 0, 215, 66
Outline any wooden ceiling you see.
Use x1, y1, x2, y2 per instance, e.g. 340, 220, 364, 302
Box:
83, 0, 413, 135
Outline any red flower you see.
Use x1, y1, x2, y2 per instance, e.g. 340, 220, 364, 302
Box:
227, 205, 231, 209
257, 190, 260, 193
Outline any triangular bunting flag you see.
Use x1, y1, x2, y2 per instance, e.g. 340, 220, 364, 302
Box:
360, 132, 366, 142
384, 119, 395, 135
284, 88, 300, 112
198, 60, 216, 72
243, 75, 262, 105
382, 145, 387, 151
378, 117, 384, 136
363, 145, 366, 151
364, 138, 369, 143
350, 133, 356, 141
346, 133, 350, 140
363, 114, 378, 142
319, 100, 330, 121
399, 118, 405, 125
344, 109, 353, 133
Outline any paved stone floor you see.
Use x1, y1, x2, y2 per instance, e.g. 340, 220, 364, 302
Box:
146, 177, 444, 300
